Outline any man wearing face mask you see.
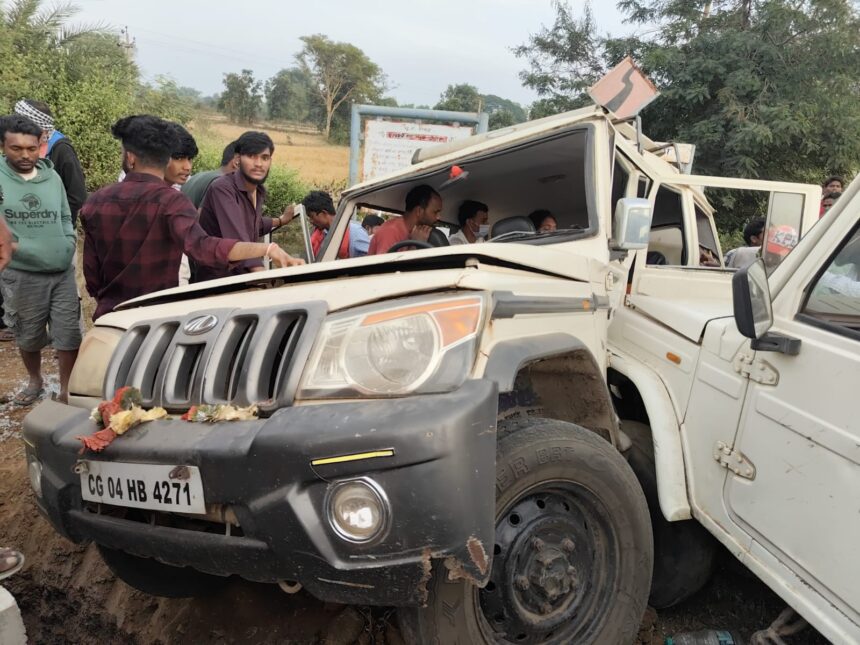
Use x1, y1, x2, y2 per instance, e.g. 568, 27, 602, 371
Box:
449, 200, 489, 245
194, 130, 296, 281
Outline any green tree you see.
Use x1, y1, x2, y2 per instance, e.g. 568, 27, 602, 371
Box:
297, 34, 385, 139
219, 69, 262, 124
0, 2, 144, 189
515, 0, 860, 220
484, 94, 528, 123
137, 76, 196, 124
434, 83, 483, 112
265, 67, 315, 122
434, 84, 527, 130
0, 0, 219, 190
514, 1, 605, 116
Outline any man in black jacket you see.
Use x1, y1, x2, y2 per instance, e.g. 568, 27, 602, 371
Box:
14, 99, 87, 224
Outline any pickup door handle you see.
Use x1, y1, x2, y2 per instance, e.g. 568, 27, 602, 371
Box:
751, 332, 801, 356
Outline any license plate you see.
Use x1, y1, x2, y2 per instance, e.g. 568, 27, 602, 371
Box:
79, 461, 206, 514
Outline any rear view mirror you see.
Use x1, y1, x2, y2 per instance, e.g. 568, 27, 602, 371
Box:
732, 260, 773, 339
612, 198, 652, 250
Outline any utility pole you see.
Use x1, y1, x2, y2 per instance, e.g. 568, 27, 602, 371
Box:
118, 26, 136, 63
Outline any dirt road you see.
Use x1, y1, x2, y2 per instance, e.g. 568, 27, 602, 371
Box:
0, 343, 827, 644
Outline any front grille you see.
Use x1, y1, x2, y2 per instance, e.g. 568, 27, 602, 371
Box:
104, 304, 324, 413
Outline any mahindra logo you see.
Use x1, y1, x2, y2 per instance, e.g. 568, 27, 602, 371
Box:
183, 314, 218, 335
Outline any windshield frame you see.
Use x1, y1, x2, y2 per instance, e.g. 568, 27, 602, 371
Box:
318, 123, 599, 259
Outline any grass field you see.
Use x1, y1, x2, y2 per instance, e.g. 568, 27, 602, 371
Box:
190, 113, 350, 187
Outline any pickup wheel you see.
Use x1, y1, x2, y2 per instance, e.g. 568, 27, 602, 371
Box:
97, 545, 228, 598
399, 418, 652, 645
622, 420, 717, 608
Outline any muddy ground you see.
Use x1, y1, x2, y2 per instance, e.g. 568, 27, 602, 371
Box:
0, 342, 828, 644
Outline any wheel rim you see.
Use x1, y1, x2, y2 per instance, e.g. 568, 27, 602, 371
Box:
476, 482, 619, 644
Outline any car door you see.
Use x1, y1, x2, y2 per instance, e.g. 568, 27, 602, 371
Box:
619, 176, 821, 415
725, 209, 860, 640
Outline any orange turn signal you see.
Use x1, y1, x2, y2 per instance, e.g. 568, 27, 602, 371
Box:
361, 297, 483, 348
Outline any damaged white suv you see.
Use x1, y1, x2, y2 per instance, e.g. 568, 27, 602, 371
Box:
24, 103, 858, 644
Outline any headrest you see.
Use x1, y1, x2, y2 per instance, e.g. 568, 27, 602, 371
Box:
491, 216, 535, 239
429, 228, 450, 247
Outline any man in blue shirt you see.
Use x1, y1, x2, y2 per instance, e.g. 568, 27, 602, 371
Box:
304, 190, 369, 259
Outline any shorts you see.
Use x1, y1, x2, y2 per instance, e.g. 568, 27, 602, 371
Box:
0, 266, 82, 352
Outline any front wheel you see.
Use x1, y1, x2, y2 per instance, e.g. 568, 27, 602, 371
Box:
399, 418, 653, 644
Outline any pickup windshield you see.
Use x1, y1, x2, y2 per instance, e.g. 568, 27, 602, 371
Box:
324, 127, 597, 258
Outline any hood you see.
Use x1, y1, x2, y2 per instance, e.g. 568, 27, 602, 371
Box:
97, 244, 605, 329
116, 242, 601, 314
96, 255, 601, 331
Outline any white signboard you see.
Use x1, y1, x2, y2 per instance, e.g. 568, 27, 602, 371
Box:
362, 120, 474, 181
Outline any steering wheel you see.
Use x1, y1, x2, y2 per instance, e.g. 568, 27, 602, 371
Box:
387, 240, 434, 253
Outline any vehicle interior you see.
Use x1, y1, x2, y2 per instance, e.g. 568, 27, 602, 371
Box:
608, 152, 723, 269
336, 128, 595, 247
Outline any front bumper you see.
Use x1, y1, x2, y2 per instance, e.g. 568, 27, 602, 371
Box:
23, 380, 498, 606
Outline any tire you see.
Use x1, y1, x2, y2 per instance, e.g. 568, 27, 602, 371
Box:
622, 420, 716, 608
97, 545, 228, 598
399, 418, 653, 645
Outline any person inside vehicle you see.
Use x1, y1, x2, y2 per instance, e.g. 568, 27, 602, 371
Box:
725, 217, 765, 269
305, 190, 369, 259
361, 214, 384, 238
529, 209, 557, 233
368, 184, 442, 254
449, 200, 489, 245
698, 244, 721, 267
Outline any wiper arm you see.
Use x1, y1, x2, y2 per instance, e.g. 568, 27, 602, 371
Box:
491, 227, 585, 243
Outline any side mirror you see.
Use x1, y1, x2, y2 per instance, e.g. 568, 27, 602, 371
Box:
612, 198, 652, 250
732, 259, 773, 339
732, 260, 801, 355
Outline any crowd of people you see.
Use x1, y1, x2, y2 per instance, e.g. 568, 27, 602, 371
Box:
0, 101, 311, 409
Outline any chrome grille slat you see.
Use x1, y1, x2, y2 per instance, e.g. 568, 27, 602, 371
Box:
103, 304, 322, 413
127, 323, 179, 406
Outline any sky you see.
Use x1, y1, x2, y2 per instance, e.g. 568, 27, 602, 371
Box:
71, 0, 633, 108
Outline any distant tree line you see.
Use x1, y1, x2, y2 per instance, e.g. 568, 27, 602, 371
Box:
216, 34, 528, 143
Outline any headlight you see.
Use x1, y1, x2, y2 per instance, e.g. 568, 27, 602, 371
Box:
327, 479, 389, 543
27, 451, 43, 499
298, 294, 484, 398
68, 327, 123, 399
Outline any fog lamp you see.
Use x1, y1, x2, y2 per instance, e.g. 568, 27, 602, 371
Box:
327, 479, 389, 543
27, 453, 43, 499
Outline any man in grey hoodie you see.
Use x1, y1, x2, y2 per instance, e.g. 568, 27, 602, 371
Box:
0, 115, 80, 405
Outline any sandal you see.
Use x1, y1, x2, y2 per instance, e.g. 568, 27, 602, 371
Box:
0, 329, 13, 342
13, 386, 45, 407
0, 548, 24, 580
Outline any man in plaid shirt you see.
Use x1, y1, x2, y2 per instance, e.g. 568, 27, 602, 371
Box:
81, 115, 303, 320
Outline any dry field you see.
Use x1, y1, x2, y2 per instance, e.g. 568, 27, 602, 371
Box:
190, 114, 350, 187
